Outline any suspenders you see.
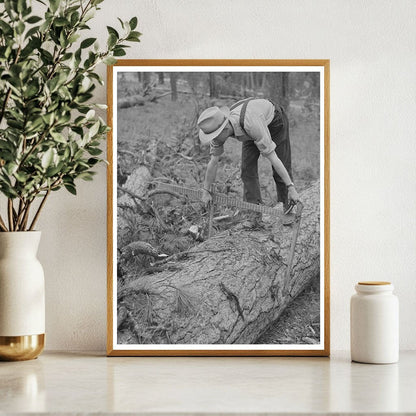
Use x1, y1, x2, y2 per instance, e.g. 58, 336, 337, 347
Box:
229, 98, 281, 137
229, 97, 255, 136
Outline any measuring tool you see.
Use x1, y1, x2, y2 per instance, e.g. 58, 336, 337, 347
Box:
156, 182, 284, 215
156, 180, 302, 231
155, 181, 304, 288
156, 181, 287, 238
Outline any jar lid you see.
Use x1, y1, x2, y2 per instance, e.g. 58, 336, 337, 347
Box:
355, 281, 394, 294
358, 281, 391, 285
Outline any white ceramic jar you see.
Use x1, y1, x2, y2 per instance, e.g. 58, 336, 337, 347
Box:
350, 281, 399, 364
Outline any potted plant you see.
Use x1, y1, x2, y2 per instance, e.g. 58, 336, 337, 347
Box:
0, 0, 140, 360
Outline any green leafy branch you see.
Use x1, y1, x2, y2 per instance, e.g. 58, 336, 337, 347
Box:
0, 0, 141, 231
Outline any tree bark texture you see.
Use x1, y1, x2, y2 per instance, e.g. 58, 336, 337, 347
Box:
118, 181, 320, 345
117, 165, 151, 247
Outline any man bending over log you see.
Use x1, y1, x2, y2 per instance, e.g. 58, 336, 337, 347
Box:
197, 98, 300, 224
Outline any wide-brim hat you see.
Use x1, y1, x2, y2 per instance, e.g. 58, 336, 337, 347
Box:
197, 106, 230, 144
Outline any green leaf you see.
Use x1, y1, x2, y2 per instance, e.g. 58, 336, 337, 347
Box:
87, 147, 102, 156
113, 47, 126, 57
106, 26, 119, 39
63, 146, 70, 160
22, 5, 32, 17
77, 171, 95, 181
17, 0, 27, 14
49, 0, 60, 13
88, 72, 104, 85
0, 20, 13, 35
80, 37, 96, 49
59, 29, 67, 47
49, 76, 60, 92
61, 52, 72, 61
83, 9, 95, 23
0, 140, 14, 153
26, 15, 42, 24
87, 158, 99, 166
45, 164, 62, 177
14, 171, 28, 183
116, 17, 125, 29
76, 93, 93, 103
24, 25, 40, 38
54, 17, 69, 27
25, 117, 44, 134
103, 56, 117, 65
7, 119, 24, 129
40, 49, 54, 64
88, 120, 100, 138
129, 17, 138, 30
5, 162, 18, 176
58, 85, 71, 100
64, 183, 76, 195
0, 183, 18, 198
16, 21, 25, 35
41, 148, 54, 169
4, 1, 16, 19
127, 31, 141, 42
42, 112, 54, 125
85, 109, 95, 120
70, 11, 80, 26
50, 131, 67, 143
107, 33, 117, 49
68, 33, 80, 44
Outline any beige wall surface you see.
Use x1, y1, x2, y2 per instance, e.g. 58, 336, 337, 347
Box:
35, 0, 416, 351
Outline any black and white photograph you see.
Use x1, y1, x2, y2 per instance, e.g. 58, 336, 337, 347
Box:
108, 61, 329, 356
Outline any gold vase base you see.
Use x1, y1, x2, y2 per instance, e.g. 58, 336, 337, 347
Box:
0, 334, 45, 361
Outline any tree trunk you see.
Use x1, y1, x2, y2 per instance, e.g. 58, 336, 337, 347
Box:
209, 73, 218, 98
170, 73, 178, 101
118, 181, 321, 345
142, 72, 151, 90
281, 72, 289, 109
158, 72, 164, 85
261, 72, 267, 90
269, 73, 290, 109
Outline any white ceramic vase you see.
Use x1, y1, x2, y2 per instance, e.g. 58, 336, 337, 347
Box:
0, 231, 45, 360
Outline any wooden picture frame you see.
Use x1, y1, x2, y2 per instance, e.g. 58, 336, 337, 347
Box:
107, 60, 330, 356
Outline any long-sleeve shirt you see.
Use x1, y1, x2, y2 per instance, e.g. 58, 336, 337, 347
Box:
210, 99, 276, 157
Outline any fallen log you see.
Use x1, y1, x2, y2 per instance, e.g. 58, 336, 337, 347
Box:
118, 92, 171, 109
118, 180, 321, 345
118, 94, 146, 108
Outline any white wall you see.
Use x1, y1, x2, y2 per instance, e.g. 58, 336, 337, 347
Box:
38, 0, 416, 351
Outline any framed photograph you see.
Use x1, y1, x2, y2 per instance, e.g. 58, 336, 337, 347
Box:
107, 60, 330, 356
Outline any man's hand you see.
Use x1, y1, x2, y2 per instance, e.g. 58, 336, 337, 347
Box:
201, 188, 212, 206
288, 185, 300, 205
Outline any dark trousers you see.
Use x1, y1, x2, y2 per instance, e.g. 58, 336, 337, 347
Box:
241, 105, 292, 206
